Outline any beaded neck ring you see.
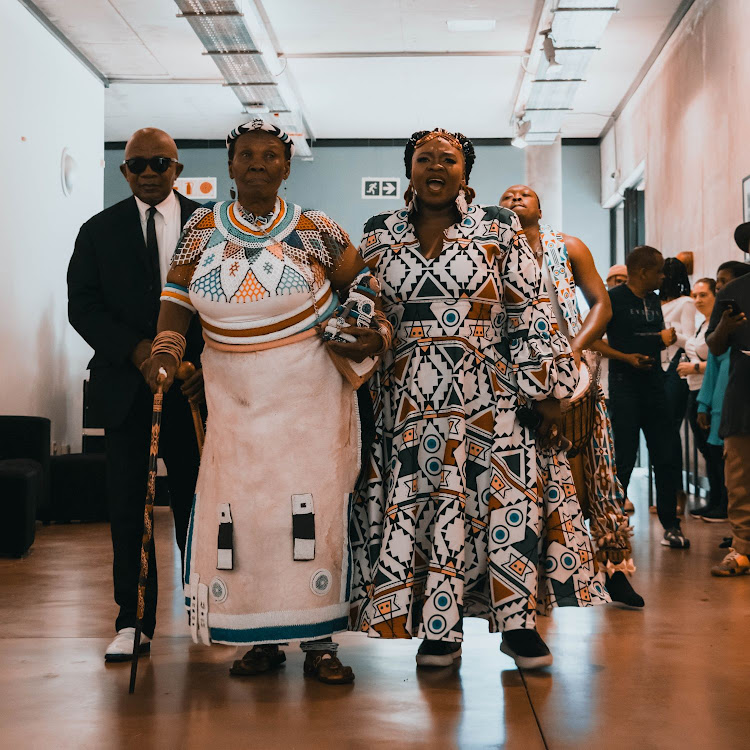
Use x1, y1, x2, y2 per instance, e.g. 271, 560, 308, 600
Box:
237, 201, 277, 228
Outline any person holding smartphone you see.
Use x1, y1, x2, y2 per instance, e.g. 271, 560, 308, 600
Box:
705, 224, 750, 576
593, 246, 689, 549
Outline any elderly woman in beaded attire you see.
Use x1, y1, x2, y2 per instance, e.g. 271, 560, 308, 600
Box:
348, 129, 608, 670
141, 120, 386, 685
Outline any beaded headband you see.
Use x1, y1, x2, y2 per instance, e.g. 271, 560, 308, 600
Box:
414, 128, 464, 152
404, 128, 476, 181
226, 119, 295, 157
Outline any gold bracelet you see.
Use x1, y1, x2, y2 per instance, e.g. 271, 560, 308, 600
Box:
151, 330, 186, 366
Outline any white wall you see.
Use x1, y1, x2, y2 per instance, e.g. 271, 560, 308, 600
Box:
0, 2, 104, 450
601, 0, 750, 275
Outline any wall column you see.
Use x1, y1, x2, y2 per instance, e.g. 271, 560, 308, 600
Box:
524, 136, 563, 230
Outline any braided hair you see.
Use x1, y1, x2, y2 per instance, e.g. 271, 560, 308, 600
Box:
404, 129, 476, 181
659, 256, 691, 301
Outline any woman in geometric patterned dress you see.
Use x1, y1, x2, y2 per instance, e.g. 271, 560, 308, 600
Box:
141, 120, 385, 685
348, 129, 608, 670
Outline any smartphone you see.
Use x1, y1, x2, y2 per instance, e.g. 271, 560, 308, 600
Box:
718, 298, 742, 316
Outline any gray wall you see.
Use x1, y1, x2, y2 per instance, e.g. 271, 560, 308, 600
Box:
105, 143, 610, 273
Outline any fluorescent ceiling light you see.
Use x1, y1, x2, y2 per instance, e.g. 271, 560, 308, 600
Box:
447, 19, 496, 32
242, 104, 270, 114
511, 120, 531, 149
541, 32, 563, 76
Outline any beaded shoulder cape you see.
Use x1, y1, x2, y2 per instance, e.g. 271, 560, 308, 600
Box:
172, 198, 349, 273
540, 224, 582, 337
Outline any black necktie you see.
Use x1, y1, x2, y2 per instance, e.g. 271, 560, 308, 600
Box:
146, 206, 160, 291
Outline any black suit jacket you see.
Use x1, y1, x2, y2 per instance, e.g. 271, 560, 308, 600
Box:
68, 191, 204, 429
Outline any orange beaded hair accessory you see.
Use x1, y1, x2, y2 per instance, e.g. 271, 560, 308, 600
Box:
414, 128, 464, 152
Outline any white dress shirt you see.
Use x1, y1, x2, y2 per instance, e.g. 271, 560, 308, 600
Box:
134, 190, 182, 288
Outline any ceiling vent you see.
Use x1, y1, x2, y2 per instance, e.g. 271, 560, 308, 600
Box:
513, 1, 619, 145
174, 0, 311, 157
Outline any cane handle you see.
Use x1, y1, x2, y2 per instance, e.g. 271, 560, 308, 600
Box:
176, 361, 196, 381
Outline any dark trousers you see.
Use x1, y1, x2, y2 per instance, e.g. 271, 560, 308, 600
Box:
663, 365, 689, 492
686, 390, 727, 512
608, 370, 680, 530
105, 384, 200, 638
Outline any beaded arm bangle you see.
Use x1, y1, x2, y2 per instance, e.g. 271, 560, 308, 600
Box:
151, 330, 187, 366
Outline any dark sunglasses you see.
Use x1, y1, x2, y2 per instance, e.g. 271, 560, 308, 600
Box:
123, 157, 179, 174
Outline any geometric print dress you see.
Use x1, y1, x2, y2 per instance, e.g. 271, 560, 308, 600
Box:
539, 224, 634, 573
349, 205, 608, 643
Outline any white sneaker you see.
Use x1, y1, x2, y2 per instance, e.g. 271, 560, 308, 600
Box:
104, 627, 151, 663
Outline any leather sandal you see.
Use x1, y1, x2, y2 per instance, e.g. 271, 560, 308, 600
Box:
229, 645, 286, 676
303, 651, 355, 685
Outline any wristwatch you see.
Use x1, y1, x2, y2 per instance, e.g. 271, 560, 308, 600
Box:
694, 363, 700, 373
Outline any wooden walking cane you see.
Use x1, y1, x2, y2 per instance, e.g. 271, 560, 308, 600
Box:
176, 361, 204, 457
129, 368, 166, 694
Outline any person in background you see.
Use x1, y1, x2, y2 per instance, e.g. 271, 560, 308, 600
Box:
659, 257, 695, 516
595, 246, 688, 549
601, 265, 634, 514
676, 251, 694, 283
716, 260, 750, 290
678, 279, 725, 521
67, 128, 204, 662
606, 264, 628, 289
499, 186, 642, 608
705, 233, 750, 577
691, 262, 750, 529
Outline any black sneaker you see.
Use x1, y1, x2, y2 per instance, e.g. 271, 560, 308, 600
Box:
701, 507, 728, 523
606, 571, 645, 609
689, 504, 714, 518
661, 527, 690, 548
500, 629, 553, 669
416, 640, 462, 668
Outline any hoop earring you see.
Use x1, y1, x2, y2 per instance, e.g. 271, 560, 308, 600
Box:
455, 189, 468, 216
455, 183, 475, 215
404, 182, 418, 213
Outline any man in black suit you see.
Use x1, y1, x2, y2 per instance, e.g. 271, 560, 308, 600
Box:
68, 128, 203, 661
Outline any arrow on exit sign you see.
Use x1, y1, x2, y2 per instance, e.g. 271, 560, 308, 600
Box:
362, 177, 401, 200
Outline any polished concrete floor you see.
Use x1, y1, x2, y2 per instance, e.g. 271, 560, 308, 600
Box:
2, 472, 748, 750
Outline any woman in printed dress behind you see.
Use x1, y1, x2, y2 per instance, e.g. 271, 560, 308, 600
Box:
140, 120, 385, 685
348, 129, 608, 671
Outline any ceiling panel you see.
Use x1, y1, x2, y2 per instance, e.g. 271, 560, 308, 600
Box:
288, 56, 521, 139
105, 82, 245, 140
560, 0, 684, 136
33, 0, 219, 78
260, 0, 534, 54
30, 0, 689, 143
